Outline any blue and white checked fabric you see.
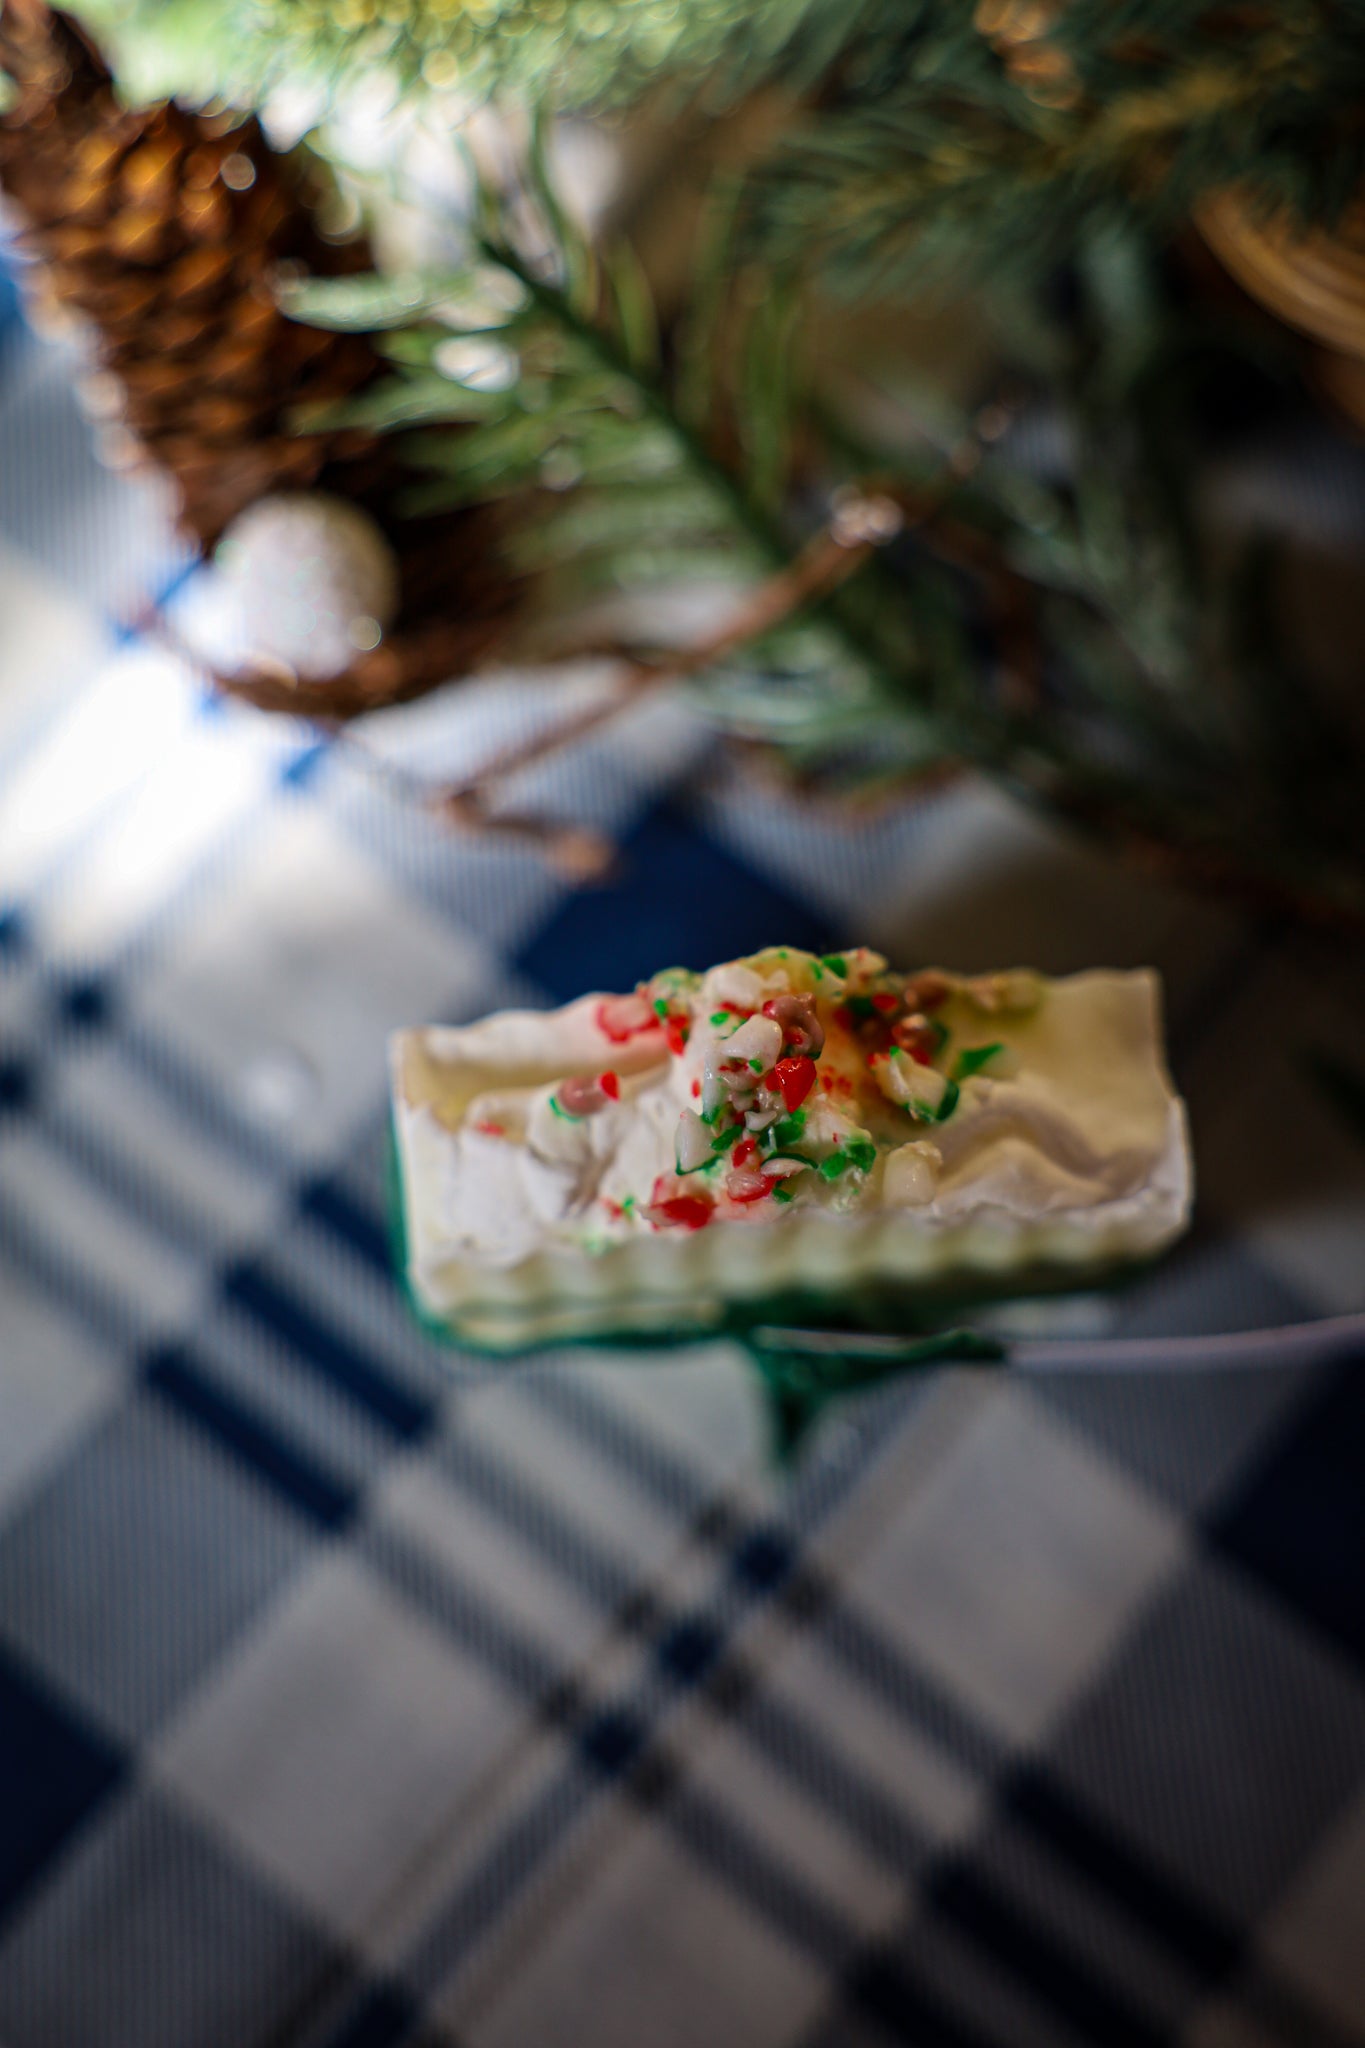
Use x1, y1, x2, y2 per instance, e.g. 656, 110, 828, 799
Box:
2, 281, 1365, 2048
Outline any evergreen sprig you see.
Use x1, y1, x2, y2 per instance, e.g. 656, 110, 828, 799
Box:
283, 129, 943, 776
738, 0, 1365, 298
74, 0, 1365, 262
58, 0, 1365, 922
282, 135, 1365, 926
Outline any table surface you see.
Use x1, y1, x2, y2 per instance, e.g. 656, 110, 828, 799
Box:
2, 287, 1365, 2048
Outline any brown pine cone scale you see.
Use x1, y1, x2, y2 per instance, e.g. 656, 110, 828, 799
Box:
0, 1, 522, 714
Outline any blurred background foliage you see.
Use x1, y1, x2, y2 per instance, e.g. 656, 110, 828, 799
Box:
6, 0, 1365, 923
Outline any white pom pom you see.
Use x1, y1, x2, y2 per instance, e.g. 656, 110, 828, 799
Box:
213, 492, 399, 683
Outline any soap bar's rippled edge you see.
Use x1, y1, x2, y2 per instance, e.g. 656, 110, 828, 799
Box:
386, 1115, 1187, 1356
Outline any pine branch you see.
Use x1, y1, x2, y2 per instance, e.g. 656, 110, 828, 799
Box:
281, 133, 1365, 930
737, 0, 1365, 298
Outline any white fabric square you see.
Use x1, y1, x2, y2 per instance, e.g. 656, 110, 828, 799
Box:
39, 697, 291, 967
463, 1820, 827, 2048
0, 646, 195, 901
156, 1550, 520, 1940
850, 1382, 1184, 1743
552, 1344, 769, 1489
136, 809, 497, 1160
0, 538, 110, 755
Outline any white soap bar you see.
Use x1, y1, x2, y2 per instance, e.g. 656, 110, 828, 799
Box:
390, 948, 1192, 1349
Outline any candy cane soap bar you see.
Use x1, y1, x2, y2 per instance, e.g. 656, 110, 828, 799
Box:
390, 949, 1192, 1349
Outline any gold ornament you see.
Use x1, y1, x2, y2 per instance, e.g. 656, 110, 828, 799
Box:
1197, 189, 1365, 428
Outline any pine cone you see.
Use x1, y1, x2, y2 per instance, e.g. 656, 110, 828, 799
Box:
0, 1, 521, 714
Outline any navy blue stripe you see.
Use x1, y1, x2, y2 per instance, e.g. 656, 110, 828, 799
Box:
1004, 1766, 1240, 1980
304, 1984, 421, 2048
416, 1422, 1233, 2048
297, 1174, 393, 1276
389, 1772, 591, 2025
0, 1640, 128, 1923
6, 1092, 1241, 2048
143, 1342, 358, 1531
477, 1416, 1208, 2048
665, 1787, 849, 1964
434, 1434, 643, 1613
280, 741, 327, 790
739, 1684, 926, 1870
385, 1711, 856, 2033
5, 1189, 1250, 2048
436, 1429, 941, 1877
110, 554, 201, 646
926, 1861, 1168, 2048
0, 905, 29, 958
0, 263, 20, 350
0, 1052, 37, 1114
0, 836, 1273, 2048
221, 1257, 435, 1442
846, 1950, 1001, 2048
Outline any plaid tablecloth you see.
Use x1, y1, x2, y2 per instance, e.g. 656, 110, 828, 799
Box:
3, 284, 1365, 2048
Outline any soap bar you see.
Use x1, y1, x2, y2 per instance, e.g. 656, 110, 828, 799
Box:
390, 948, 1192, 1350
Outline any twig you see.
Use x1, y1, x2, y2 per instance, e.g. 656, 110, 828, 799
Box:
412, 489, 903, 849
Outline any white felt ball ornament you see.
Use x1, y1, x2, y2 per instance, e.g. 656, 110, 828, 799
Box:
214, 492, 400, 682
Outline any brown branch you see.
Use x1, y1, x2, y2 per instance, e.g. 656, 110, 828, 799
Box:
132, 489, 906, 873
402, 493, 902, 860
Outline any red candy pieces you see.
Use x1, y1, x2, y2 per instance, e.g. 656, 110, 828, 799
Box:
773, 1056, 816, 1111
654, 1195, 713, 1230
892, 1015, 938, 1064
595, 994, 657, 1043
648, 1174, 713, 1231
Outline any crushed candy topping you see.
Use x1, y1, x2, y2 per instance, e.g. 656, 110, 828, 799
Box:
591, 951, 1036, 1227
558, 1073, 609, 1117
773, 1056, 817, 1111
595, 992, 658, 1043
763, 992, 823, 1056
647, 1173, 714, 1231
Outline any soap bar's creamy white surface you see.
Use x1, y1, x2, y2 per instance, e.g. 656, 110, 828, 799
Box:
390, 952, 1192, 1345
